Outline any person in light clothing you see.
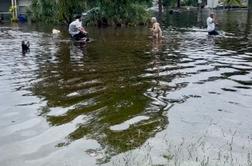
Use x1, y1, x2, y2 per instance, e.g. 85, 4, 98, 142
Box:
69, 15, 88, 41
151, 17, 162, 39
207, 13, 219, 35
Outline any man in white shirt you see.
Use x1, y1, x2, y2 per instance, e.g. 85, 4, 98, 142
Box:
207, 13, 219, 35
69, 15, 88, 41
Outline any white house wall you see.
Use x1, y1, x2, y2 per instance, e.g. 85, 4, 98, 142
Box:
207, 0, 219, 8
18, 0, 31, 14
18, 0, 31, 7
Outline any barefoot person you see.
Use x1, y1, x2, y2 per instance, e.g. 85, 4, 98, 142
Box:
207, 13, 219, 35
151, 17, 162, 39
69, 14, 88, 41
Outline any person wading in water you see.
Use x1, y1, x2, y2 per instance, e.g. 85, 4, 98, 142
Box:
207, 13, 219, 35
69, 14, 89, 41
151, 17, 163, 39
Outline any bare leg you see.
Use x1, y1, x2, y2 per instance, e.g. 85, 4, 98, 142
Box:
159, 31, 163, 39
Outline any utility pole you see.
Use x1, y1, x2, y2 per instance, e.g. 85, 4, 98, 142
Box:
14, 0, 17, 19
11, 0, 18, 22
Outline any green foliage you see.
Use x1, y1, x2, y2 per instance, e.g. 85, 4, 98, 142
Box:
29, 0, 152, 26
129, 4, 151, 25
164, 0, 205, 7
94, 0, 151, 26
163, 0, 198, 7
84, 6, 151, 26
57, 0, 87, 25
163, 0, 177, 7
221, 0, 242, 6
182, 0, 198, 6
29, 0, 57, 23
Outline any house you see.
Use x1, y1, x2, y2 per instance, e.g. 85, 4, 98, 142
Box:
0, 0, 31, 21
206, 0, 219, 8
18, 0, 31, 15
206, 0, 248, 8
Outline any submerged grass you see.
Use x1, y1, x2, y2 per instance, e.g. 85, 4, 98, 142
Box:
109, 127, 252, 166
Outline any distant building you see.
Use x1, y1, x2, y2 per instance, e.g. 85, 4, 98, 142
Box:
18, 0, 31, 15
206, 0, 219, 8
206, 0, 248, 8
0, 0, 31, 20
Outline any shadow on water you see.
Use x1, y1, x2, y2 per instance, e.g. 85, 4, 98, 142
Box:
0, 9, 252, 165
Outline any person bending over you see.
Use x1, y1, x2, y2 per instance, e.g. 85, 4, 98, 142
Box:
69, 15, 88, 41
207, 13, 219, 36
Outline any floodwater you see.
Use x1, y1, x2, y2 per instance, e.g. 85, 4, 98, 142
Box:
0, 10, 252, 166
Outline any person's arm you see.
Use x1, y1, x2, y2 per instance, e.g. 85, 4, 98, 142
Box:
76, 21, 88, 34
80, 27, 88, 34
156, 23, 161, 31
154, 23, 161, 32
213, 16, 218, 25
150, 24, 155, 32
211, 17, 217, 24
151, 23, 158, 31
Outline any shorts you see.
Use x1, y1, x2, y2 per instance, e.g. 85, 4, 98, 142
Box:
208, 30, 219, 36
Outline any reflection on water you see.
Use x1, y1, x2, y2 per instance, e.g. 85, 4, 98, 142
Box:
0, 10, 252, 165
30, 28, 169, 157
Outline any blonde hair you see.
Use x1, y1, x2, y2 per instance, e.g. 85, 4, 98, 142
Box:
151, 17, 157, 23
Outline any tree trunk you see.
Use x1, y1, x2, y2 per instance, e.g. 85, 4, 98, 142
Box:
158, 0, 162, 17
245, 11, 251, 36
249, 0, 252, 11
177, 0, 181, 8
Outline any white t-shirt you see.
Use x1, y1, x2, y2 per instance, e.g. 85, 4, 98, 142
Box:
69, 19, 82, 36
207, 17, 215, 32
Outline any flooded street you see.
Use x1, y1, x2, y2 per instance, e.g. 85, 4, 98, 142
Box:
0, 10, 252, 166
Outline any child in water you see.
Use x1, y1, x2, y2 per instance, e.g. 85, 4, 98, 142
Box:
151, 17, 162, 39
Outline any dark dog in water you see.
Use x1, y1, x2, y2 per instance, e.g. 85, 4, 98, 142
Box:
21, 40, 30, 54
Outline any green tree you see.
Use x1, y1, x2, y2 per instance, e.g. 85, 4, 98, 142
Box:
95, 0, 151, 26
30, 0, 56, 23
29, 0, 152, 26
182, 0, 198, 6
57, 0, 87, 25
222, 0, 242, 6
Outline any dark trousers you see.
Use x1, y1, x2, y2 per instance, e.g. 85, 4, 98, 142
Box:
73, 32, 88, 41
208, 30, 219, 36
